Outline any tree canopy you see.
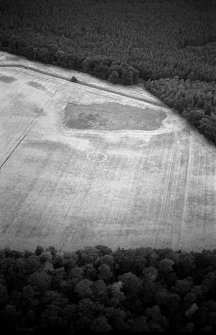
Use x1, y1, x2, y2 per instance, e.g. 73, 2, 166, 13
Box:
0, 245, 216, 331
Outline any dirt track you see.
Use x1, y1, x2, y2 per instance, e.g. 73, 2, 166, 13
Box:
0, 51, 216, 252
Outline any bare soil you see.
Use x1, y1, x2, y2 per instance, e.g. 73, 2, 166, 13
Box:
63, 103, 166, 131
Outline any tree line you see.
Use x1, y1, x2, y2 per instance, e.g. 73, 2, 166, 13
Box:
1, 244, 216, 332
0, 0, 216, 143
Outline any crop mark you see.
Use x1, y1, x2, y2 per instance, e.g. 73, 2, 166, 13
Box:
179, 132, 193, 249
24, 139, 72, 152
27, 81, 46, 91
0, 75, 17, 83
155, 132, 178, 246
87, 151, 107, 162
0, 85, 58, 170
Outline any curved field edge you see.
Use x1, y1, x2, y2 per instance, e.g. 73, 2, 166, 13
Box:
0, 53, 163, 108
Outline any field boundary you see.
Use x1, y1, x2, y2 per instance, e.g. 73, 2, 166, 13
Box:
0, 63, 164, 108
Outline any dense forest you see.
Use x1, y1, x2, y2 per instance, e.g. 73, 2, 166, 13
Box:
1, 245, 216, 332
0, 0, 216, 143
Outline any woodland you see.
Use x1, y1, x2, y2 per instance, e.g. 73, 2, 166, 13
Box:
1, 245, 216, 332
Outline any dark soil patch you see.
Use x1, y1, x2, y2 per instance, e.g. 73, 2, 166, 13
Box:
0, 75, 16, 83
24, 140, 71, 152
27, 81, 45, 91
63, 102, 166, 131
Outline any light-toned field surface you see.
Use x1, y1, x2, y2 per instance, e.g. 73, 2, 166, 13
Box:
0, 51, 216, 252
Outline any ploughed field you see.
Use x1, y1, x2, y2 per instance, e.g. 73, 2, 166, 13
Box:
0, 51, 216, 252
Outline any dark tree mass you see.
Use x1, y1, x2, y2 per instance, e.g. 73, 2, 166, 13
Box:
0, 0, 216, 143
1, 245, 216, 332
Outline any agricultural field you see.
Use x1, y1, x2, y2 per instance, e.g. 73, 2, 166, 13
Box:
0, 51, 216, 253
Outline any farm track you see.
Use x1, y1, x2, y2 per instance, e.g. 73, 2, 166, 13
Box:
0, 85, 59, 170
0, 113, 38, 170
0, 63, 164, 108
